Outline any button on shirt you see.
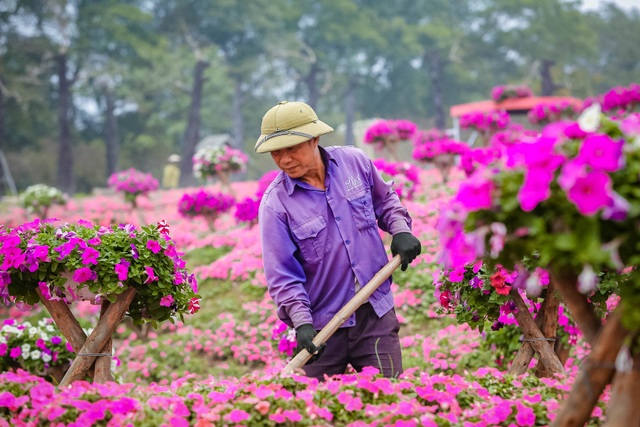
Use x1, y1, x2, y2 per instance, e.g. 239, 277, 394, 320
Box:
259, 146, 413, 330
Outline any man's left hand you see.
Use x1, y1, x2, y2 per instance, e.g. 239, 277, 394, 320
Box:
391, 232, 422, 271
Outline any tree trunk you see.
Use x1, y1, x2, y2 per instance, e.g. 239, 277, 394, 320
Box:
540, 59, 557, 96
104, 88, 119, 178
426, 51, 446, 130
55, 53, 75, 194
179, 59, 210, 187
231, 79, 247, 181
344, 75, 356, 146
305, 62, 319, 110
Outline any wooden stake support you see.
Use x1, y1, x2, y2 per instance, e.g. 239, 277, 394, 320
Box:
508, 284, 558, 376
551, 307, 628, 427
509, 289, 564, 375
282, 255, 401, 374
58, 287, 136, 388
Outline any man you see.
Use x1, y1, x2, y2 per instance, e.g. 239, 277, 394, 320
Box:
256, 101, 421, 379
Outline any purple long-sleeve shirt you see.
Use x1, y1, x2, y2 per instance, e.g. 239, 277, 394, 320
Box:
259, 145, 413, 330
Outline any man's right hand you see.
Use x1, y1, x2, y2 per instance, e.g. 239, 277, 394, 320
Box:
295, 323, 325, 364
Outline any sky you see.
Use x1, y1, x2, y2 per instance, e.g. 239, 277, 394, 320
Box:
580, 0, 639, 11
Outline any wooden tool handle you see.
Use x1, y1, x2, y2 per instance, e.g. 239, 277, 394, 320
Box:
283, 255, 402, 374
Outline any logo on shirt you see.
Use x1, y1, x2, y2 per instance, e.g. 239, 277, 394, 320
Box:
345, 175, 363, 192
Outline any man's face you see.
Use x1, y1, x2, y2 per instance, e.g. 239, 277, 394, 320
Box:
270, 139, 319, 179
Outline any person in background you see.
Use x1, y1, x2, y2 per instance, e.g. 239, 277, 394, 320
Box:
256, 101, 422, 379
162, 154, 181, 189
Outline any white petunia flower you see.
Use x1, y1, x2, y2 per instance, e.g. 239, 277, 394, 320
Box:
577, 103, 601, 133
42, 353, 52, 363
30, 350, 41, 360
28, 327, 38, 336
21, 343, 31, 353
578, 264, 598, 294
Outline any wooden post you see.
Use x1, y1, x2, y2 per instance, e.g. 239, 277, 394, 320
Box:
59, 288, 136, 388
509, 289, 564, 375
36, 288, 87, 352
551, 308, 628, 427
93, 299, 114, 383
602, 335, 640, 427
535, 284, 560, 378
283, 256, 401, 374
509, 290, 551, 376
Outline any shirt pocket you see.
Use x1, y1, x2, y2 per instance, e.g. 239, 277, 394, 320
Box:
347, 190, 376, 230
292, 215, 330, 265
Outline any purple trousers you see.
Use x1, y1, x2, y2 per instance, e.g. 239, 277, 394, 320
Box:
302, 302, 403, 379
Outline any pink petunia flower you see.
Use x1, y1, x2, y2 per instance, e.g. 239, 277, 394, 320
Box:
159, 295, 174, 307
115, 259, 130, 281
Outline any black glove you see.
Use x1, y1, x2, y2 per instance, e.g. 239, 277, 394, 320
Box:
295, 323, 325, 365
391, 232, 422, 271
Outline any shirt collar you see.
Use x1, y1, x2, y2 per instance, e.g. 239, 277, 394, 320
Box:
282, 146, 337, 195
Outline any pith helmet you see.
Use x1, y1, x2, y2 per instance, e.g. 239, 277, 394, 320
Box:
255, 101, 334, 153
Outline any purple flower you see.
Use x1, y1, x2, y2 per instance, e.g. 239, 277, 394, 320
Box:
130, 244, 139, 259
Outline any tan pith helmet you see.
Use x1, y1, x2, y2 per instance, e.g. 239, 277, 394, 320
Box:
255, 101, 334, 153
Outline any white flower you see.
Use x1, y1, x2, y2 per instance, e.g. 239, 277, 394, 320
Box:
30, 350, 41, 360
578, 264, 598, 294
525, 272, 542, 298
21, 343, 31, 353
28, 327, 38, 336
0, 336, 6, 344
45, 325, 55, 333
39, 333, 49, 341
577, 103, 601, 133
42, 353, 52, 363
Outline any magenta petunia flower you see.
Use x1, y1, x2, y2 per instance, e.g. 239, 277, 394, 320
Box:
517, 170, 554, 212
9, 346, 21, 359
577, 133, 624, 172
73, 267, 97, 283
455, 177, 495, 211
81, 247, 100, 265
146, 240, 162, 254
144, 266, 158, 284
567, 171, 613, 216
114, 259, 130, 281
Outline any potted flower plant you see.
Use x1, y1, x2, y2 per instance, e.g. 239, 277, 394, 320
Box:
192, 145, 248, 193
178, 190, 235, 231
107, 168, 159, 209
0, 218, 200, 326
0, 318, 76, 382
19, 184, 67, 220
